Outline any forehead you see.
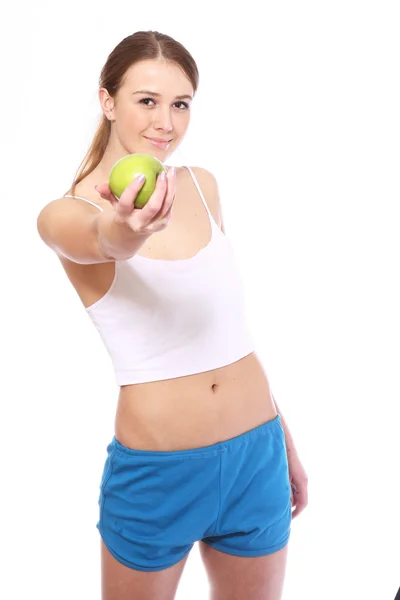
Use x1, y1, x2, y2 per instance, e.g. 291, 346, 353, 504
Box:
123, 59, 193, 95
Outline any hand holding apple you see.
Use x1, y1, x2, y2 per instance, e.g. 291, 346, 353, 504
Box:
109, 153, 166, 209
95, 157, 176, 235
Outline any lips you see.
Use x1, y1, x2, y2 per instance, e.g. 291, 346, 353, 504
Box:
145, 137, 172, 143
144, 137, 173, 149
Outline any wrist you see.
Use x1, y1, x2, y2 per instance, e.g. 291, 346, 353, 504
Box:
96, 210, 150, 260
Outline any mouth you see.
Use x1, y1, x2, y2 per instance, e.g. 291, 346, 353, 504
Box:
144, 137, 173, 150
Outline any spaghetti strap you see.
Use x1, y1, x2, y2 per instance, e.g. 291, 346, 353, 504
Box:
184, 167, 212, 219
64, 194, 103, 211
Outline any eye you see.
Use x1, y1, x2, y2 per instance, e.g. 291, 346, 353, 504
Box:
138, 98, 190, 110
139, 97, 156, 106
175, 101, 190, 110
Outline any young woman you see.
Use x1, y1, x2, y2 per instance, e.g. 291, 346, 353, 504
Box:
37, 30, 308, 600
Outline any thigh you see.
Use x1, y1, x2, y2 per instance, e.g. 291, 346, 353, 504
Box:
199, 541, 289, 600
101, 539, 189, 600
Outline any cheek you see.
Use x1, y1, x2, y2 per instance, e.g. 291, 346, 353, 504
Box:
174, 113, 191, 135
128, 107, 149, 132
117, 103, 146, 127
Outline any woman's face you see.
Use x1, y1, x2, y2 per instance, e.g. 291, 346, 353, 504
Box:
100, 59, 194, 160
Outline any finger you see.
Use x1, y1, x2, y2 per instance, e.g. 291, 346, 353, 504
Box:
117, 174, 146, 216
158, 167, 176, 220
163, 199, 174, 222
137, 170, 168, 225
292, 501, 305, 519
94, 183, 118, 207
94, 183, 110, 196
291, 489, 307, 519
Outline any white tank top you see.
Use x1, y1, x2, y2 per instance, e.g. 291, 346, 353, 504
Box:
64, 167, 255, 385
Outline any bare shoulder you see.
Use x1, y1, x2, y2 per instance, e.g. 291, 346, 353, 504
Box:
188, 166, 219, 187
187, 166, 224, 232
38, 194, 111, 218
166, 164, 220, 209
36, 178, 117, 306
62, 179, 114, 212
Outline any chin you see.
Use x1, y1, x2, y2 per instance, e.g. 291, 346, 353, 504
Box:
152, 148, 175, 163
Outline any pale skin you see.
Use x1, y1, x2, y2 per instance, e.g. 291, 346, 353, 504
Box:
57, 58, 308, 599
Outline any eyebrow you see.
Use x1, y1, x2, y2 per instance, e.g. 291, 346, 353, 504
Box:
132, 90, 193, 100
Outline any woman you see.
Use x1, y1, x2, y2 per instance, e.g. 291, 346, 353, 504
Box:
37, 30, 308, 600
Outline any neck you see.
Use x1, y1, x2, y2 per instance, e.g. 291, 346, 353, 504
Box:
97, 135, 127, 179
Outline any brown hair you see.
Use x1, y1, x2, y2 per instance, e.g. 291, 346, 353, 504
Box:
68, 31, 199, 196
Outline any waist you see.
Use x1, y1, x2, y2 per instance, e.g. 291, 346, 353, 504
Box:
114, 352, 277, 451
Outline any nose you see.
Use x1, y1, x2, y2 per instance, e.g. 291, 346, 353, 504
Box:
153, 105, 173, 133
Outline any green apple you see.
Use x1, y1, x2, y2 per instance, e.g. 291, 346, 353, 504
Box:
109, 153, 166, 208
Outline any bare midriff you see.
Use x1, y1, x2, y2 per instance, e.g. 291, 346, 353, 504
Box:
114, 352, 277, 451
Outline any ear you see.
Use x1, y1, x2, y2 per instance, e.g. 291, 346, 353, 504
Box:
98, 87, 116, 121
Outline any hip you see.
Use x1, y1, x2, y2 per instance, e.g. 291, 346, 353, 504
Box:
98, 413, 291, 570
114, 352, 277, 452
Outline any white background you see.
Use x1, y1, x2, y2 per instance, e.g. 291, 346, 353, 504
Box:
1, 1, 399, 598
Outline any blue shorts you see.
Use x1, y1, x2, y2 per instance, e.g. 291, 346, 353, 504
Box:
96, 413, 292, 572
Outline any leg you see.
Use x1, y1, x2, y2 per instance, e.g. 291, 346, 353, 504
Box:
199, 541, 289, 600
101, 539, 190, 600
199, 416, 292, 599
97, 437, 200, 598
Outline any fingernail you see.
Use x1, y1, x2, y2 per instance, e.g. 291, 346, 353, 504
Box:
160, 170, 167, 180
134, 174, 145, 182
170, 167, 176, 177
